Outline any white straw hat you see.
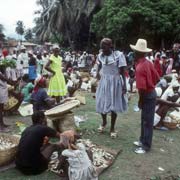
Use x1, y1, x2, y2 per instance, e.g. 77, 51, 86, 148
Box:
130, 39, 152, 53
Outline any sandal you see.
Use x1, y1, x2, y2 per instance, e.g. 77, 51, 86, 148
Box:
97, 125, 106, 133
110, 131, 117, 139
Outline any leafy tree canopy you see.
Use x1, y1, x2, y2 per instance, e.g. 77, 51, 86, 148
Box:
91, 0, 180, 49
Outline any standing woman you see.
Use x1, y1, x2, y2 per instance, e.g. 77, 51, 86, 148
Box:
0, 65, 16, 132
96, 38, 127, 138
45, 45, 67, 103
28, 51, 37, 83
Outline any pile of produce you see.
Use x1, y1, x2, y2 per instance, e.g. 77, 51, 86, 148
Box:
48, 151, 60, 174
0, 137, 16, 151
0, 59, 16, 68
49, 139, 115, 173
78, 139, 114, 168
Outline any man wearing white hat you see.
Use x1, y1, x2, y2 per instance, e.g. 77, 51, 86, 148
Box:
17, 45, 29, 77
130, 39, 160, 154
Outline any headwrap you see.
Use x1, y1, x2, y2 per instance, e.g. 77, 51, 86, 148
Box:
2, 49, 8, 57
33, 76, 46, 93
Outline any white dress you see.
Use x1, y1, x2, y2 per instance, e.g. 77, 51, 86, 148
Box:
62, 143, 98, 180
0, 72, 8, 104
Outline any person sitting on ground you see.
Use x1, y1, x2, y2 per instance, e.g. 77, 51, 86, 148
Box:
15, 111, 60, 175
30, 76, 55, 112
154, 83, 180, 129
57, 130, 97, 179
20, 74, 34, 103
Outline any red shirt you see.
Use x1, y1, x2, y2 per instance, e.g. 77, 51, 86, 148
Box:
135, 58, 160, 92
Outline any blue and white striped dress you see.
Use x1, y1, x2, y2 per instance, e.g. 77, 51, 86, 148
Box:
96, 51, 127, 114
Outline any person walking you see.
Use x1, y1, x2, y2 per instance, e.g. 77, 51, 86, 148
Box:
130, 39, 160, 154
96, 38, 127, 138
45, 45, 67, 103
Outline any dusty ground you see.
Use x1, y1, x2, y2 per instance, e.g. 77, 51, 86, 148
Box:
0, 92, 180, 180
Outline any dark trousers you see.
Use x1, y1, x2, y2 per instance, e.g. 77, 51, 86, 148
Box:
140, 90, 156, 151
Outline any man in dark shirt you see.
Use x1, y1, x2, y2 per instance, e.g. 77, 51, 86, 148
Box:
15, 111, 60, 175
130, 39, 160, 154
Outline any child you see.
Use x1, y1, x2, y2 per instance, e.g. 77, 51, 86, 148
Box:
59, 130, 98, 180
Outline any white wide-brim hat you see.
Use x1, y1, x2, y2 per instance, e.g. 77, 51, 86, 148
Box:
130, 39, 152, 53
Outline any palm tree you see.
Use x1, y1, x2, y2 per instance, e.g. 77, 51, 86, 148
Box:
35, 0, 103, 50
0, 24, 5, 43
15, 21, 25, 42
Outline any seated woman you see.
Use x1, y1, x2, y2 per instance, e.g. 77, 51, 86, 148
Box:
15, 111, 60, 175
31, 76, 55, 112
57, 130, 96, 179
154, 84, 180, 129
19, 74, 34, 103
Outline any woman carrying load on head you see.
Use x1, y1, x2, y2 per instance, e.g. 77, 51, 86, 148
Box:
45, 45, 67, 103
96, 38, 128, 138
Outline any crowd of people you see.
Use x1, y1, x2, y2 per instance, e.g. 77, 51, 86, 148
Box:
0, 38, 180, 179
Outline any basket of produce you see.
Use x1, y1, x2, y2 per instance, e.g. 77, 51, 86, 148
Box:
0, 134, 20, 166
45, 100, 80, 117
163, 121, 178, 130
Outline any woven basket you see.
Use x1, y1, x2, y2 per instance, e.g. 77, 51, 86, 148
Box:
163, 121, 177, 130
45, 100, 80, 117
0, 134, 20, 166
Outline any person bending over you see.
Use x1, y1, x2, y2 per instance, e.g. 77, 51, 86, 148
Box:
15, 111, 60, 175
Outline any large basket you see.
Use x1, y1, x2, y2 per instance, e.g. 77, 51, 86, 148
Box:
163, 121, 177, 130
45, 100, 80, 117
0, 134, 20, 166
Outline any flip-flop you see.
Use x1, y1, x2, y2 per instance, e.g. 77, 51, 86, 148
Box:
97, 125, 106, 133
110, 131, 117, 139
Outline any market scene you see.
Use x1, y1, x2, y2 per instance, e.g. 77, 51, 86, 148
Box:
0, 0, 180, 180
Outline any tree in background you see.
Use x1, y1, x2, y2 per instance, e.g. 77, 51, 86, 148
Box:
15, 21, 25, 42
34, 0, 102, 50
0, 24, 5, 41
91, 0, 180, 50
24, 29, 33, 41
0, 24, 6, 48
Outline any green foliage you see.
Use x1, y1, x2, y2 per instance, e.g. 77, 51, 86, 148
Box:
24, 29, 33, 41
0, 24, 5, 42
15, 21, 25, 36
91, 0, 180, 48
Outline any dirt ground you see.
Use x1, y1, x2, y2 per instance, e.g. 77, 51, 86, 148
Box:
0, 92, 180, 180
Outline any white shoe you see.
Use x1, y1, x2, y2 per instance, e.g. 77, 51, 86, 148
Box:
133, 141, 142, 147
134, 147, 146, 154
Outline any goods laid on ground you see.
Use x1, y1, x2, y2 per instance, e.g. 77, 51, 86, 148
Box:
78, 139, 114, 168
163, 115, 179, 130
49, 139, 121, 175
0, 134, 20, 166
